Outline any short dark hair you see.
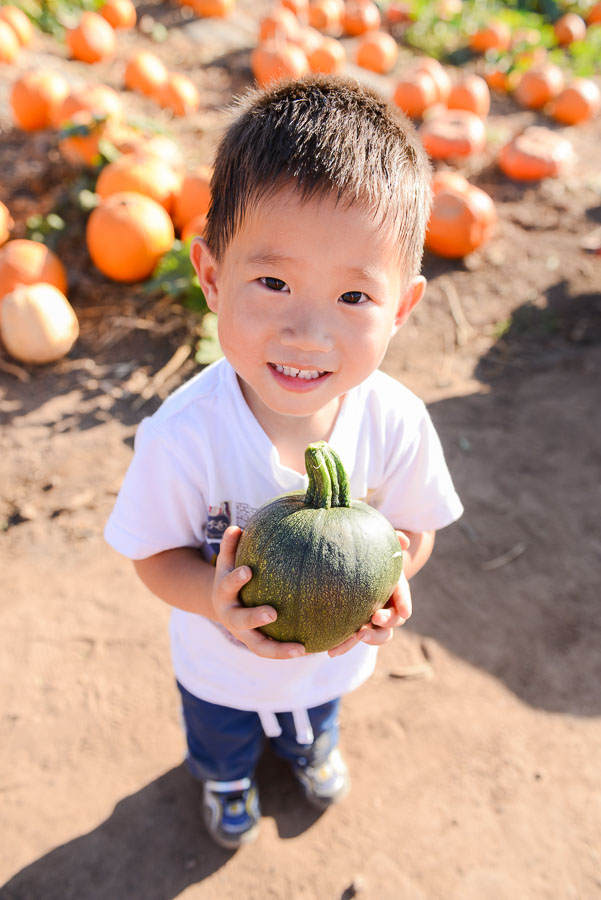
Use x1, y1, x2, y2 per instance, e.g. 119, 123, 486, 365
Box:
204, 75, 432, 281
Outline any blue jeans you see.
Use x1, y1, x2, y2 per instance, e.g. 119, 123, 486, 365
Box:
177, 681, 341, 782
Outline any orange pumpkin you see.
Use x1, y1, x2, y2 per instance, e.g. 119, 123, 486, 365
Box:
95, 153, 182, 212
10, 70, 69, 131
124, 50, 169, 97
86, 192, 175, 282
548, 79, 601, 125
0, 202, 14, 246
425, 181, 496, 258
308, 0, 342, 32
498, 126, 574, 180
447, 74, 490, 117
181, 213, 208, 242
356, 30, 398, 74
553, 12, 586, 46
173, 165, 213, 232
259, 7, 302, 43
155, 73, 200, 116
308, 35, 346, 73
281, 0, 309, 15
469, 21, 511, 54
393, 70, 438, 118
412, 57, 451, 104
66, 12, 116, 64
295, 25, 326, 56
58, 110, 140, 167
431, 170, 472, 196
0, 19, 19, 62
135, 134, 185, 175
0, 239, 67, 300
342, 0, 381, 35
0, 5, 34, 46
52, 82, 123, 127
100, 0, 137, 29
586, 2, 601, 25
419, 109, 487, 159
251, 39, 309, 86
190, 0, 235, 16
386, 2, 412, 26
512, 63, 564, 109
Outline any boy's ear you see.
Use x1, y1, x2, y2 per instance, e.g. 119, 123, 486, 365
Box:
190, 237, 219, 313
393, 275, 426, 334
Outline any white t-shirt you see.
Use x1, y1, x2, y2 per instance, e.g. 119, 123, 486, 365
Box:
105, 358, 463, 713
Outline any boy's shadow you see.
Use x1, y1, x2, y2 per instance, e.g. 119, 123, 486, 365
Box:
1, 758, 321, 900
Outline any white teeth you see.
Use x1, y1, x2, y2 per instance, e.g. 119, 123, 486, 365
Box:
274, 364, 325, 380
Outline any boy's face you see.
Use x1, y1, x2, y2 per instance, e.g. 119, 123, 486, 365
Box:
192, 188, 424, 422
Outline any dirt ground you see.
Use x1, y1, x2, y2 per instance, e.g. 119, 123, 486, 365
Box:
1, 4, 601, 899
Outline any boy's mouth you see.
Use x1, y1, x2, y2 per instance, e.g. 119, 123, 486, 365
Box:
268, 362, 331, 389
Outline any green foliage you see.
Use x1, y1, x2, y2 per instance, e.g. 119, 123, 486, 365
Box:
18, 0, 102, 38
144, 240, 208, 313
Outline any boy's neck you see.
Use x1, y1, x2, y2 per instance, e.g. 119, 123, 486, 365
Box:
237, 375, 344, 474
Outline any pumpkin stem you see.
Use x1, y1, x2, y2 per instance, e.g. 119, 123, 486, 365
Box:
304, 442, 351, 509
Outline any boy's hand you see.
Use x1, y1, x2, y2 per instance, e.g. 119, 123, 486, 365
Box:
212, 526, 306, 660
328, 530, 412, 658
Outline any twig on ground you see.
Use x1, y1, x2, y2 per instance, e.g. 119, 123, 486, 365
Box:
132, 343, 191, 410
482, 541, 527, 571
0, 355, 30, 382
388, 663, 433, 681
441, 278, 475, 347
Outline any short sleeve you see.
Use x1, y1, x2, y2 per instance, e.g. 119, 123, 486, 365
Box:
104, 418, 208, 559
369, 403, 463, 533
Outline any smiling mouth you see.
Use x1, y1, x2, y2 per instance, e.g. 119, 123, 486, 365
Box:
270, 363, 330, 381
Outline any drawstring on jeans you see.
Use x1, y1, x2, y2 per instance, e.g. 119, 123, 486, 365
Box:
257, 709, 314, 745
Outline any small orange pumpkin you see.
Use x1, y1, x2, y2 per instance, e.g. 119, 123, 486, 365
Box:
124, 50, 169, 97
135, 134, 185, 175
447, 74, 490, 117
419, 109, 487, 159
10, 70, 69, 131
0, 202, 14, 246
0, 6, 34, 46
498, 126, 574, 180
86, 192, 175, 282
251, 39, 309, 86
386, 2, 412, 26
58, 111, 140, 167
308, 0, 343, 32
342, 0, 381, 35
425, 181, 496, 258
0, 19, 20, 62
548, 79, 601, 125
586, 2, 601, 25
155, 73, 200, 116
412, 57, 451, 104
308, 35, 346, 73
95, 153, 182, 212
189, 0, 235, 16
356, 30, 398, 74
281, 0, 309, 15
553, 12, 586, 46
172, 165, 213, 232
100, 0, 137, 29
0, 239, 68, 300
52, 82, 123, 127
469, 21, 511, 54
66, 12, 116, 64
512, 63, 564, 109
259, 7, 302, 43
181, 213, 208, 242
393, 70, 438, 118
431, 170, 472, 196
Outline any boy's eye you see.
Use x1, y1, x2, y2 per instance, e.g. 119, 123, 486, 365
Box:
259, 276, 288, 292
340, 291, 368, 305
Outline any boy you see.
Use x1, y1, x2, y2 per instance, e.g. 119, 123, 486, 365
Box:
105, 75, 463, 850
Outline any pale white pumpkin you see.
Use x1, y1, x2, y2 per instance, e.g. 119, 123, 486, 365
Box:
0, 282, 79, 364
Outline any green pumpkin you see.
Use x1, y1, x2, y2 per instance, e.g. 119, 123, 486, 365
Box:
235, 441, 403, 654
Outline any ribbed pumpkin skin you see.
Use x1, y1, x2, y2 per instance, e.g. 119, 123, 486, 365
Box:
236, 494, 403, 653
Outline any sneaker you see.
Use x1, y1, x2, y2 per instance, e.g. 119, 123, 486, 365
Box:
292, 747, 350, 811
201, 777, 261, 850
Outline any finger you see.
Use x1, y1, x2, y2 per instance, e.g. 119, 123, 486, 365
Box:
395, 530, 411, 551
360, 627, 395, 646
328, 632, 362, 658
391, 575, 412, 620
212, 563, 252, 616
215, 525, 243, 574
225, 603, 277, 633
371, 606, 406, 629
243, 629, 306, 660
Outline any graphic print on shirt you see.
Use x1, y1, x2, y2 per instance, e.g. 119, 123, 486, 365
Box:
205, 501, 259, 563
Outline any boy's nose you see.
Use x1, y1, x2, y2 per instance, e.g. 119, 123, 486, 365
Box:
279, 314, 334, 353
